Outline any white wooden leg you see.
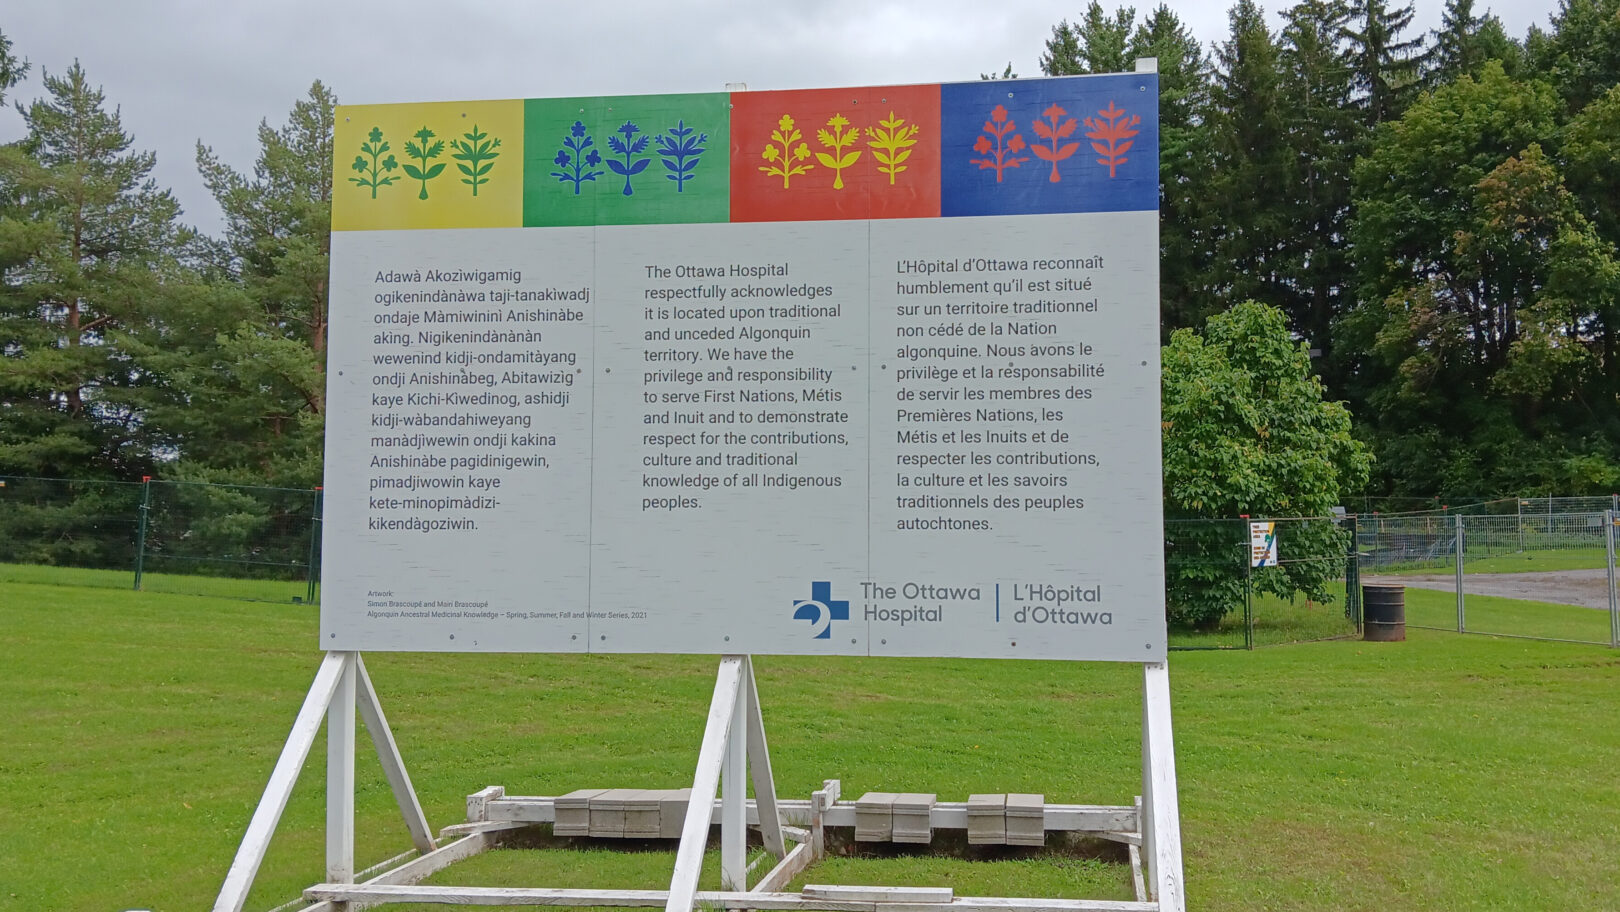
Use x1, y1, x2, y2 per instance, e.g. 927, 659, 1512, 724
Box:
1141, 662, 1185, 912
327, 652, 357, 883
666, 656, 745, 912
355, 655, 436, 853
809, 787, 827, 858
721, 659, 749, 889
743, 656, 787, 860
213, 652, 348, 912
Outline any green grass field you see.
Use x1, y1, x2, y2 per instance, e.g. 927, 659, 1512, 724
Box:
0, 561, 317, 603
1458, 547, 1610, 572
3, 580, 1619, 912
1170, 581, 1361, 650
1404, 587, 1618, 644
1372, 546, 1610, 575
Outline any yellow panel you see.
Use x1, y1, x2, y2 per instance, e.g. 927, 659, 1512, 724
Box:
333, 99, 523, 231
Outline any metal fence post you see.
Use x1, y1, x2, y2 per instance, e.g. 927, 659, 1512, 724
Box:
1346, 514, 1361, 628
306, 487, 323, 606
1517, 497, 1524, 552
1606, 510, 1618, 649
1455, 513, 1465, 633
133, 476, 152, 591
1243, 543, 1254, 651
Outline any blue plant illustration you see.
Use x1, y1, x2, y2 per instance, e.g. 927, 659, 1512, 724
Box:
655, 120, 708, 192
606, 121, 651, 196
551, 121, 604, 195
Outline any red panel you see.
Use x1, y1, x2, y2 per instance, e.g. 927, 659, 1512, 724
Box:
729, 84, 941, 222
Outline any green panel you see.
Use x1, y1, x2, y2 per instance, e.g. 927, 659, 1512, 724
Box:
524, 93, 730, 227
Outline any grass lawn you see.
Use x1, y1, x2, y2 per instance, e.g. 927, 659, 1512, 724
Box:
0, 561, 317, 604
1404, 586, 1616, 644
1457, 547, 1609, 573
1170, 581, 1359, 650
3, 580, 1619, 911
1374, 546, 1609, 574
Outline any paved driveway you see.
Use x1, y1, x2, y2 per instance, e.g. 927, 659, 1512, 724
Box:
1363, 568, 1613, 610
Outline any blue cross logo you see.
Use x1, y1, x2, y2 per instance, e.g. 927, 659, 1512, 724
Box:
792, 581, 849, 639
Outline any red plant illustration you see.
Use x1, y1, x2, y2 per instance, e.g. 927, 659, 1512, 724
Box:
1030, 103, 1080, 183
969, 105, 1028, 182
1084, 101, 1140, 178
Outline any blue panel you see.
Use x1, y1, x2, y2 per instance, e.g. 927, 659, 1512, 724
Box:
940, 74, 1158, 216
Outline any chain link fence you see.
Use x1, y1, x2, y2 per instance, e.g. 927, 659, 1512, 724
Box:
8, 475, 1616, 648
1358, 506, 1620, 647
1165, 515, 1361, 650
0, 475, 1358, 645
0, 476, 322, 604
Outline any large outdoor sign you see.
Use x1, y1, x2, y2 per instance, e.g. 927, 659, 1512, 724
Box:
321, 73, 1165, 660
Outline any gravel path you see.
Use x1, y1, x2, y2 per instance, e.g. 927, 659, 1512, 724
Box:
1362, 568, 1613, 610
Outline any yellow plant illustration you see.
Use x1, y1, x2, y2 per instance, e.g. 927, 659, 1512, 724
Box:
814, 114, 862, 189
759, 114, 814, 189
866, 111, 921, 185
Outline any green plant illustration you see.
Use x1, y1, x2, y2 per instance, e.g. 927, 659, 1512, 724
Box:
402, 126, 446, 200
448, 124, 501, 196
349, 127, 399, 198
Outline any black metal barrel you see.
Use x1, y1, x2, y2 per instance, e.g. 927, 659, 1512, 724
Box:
1362, 584, 1406, 642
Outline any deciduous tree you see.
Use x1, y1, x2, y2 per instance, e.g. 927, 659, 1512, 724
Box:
1527, 0, 1620, 113
1162, 301, 1370, 627
1344, 63, 1620, 493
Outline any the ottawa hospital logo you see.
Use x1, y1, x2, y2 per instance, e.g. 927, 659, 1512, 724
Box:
791, 581, 849, 639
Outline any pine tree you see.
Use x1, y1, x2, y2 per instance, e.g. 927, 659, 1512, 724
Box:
1127, 4, 1217, 334
1428, 0, 1482, 81
1345, 0, 1426, 125
1278, 0, 1360, 368
1076, 2, 1137, 73
0, 28, 25, 105
1041, 3, 1137, 75
1426, 0, 1522, 85
1207, 0, 1294, 313
1041, 19, 1085, 75
186, 82, 336, 485
0, 63, 191, 478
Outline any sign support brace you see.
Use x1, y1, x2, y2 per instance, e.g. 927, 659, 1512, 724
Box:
211, 651, 435, 912
212, 654, 1183, 912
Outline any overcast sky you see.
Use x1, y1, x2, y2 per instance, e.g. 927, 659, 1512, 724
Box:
1, 0, 1563, 236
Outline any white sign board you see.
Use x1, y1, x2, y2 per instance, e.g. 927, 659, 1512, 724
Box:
321, 74, 1165, 660
1249, 521, 1278, 568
